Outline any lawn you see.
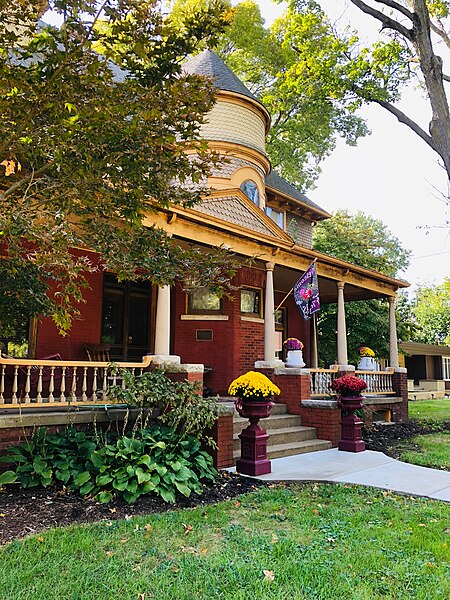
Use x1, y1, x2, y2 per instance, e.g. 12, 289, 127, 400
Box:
399, 433, 450, 471
1, 484, 449, 600
408, 398, 450, 421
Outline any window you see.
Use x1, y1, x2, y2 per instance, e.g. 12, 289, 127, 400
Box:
443, 357, 450, 380
240, 180, 259, 205
275, 308, 286, 359
266, 206, 284, 229
187, 287, 222, 314
240, 287, 262, 317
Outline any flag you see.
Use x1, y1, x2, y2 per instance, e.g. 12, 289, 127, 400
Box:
293, 261, 320, 320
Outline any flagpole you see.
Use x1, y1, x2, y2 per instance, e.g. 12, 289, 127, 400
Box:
275, 288, 293, 313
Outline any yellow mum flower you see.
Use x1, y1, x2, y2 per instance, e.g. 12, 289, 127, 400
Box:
228, 371, 281, 400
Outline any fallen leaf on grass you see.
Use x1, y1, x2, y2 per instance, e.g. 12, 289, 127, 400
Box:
418, 524, 426, 527
312, 509, 319, 516
200, 548, 208, 555
105, 551, 114, 557
37, 536, 44, 543
183, 523, 193, 534
144, 524, 152, 532
181, 546, 197, 554
109, 508, 117, 514
121, 539, 129, 544
263, 570, 275, 581
271, 533, 279, 544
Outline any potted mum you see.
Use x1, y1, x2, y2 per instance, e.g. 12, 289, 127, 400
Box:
228, 371, 281, 475
331, 375, 366, 453
357, 346, 376, 371
284, 337, 305, 368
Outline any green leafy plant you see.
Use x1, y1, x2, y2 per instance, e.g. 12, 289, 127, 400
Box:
108, 367, 218, 444
4, 424, 217, 504
0, 470, 17, 486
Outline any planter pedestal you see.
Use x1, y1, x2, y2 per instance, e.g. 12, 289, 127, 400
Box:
338, 395, 366, 453
235, 399, 273, 476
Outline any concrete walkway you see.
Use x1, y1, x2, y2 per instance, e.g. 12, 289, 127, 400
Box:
235, 449, 450, 502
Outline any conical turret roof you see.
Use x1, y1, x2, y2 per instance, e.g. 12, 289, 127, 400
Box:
183, 49, 259, 103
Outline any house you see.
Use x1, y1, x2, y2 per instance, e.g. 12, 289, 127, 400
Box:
0, 50, 411, 464
400, 341, 450, 399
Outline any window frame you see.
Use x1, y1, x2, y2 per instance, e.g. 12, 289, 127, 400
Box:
240, 286, 263, 318
186, 287, 223, 315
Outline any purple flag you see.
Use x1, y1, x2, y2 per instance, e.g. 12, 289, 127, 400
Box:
293, 262, 320, 320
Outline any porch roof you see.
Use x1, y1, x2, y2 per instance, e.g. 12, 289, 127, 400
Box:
400, 342, 450, 357
145, 202, 409, 302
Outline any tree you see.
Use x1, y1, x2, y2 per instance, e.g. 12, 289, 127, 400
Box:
172, 0, 371, 189
312, 210, 411, 365
410, 279, 450, 345
296, 0, 450, 183
0, 0, 235, 335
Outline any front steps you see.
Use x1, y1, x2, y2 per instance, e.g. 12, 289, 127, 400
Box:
231, 402, 332, 462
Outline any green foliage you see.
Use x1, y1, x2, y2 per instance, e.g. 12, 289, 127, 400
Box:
0, 0, 236, 334
410, 279, 450, 346
5, 424, 217, 504
108, 367, 219, 444
0, 470, 16, 485
313, 210, 410, 366
313, 210, 411, 277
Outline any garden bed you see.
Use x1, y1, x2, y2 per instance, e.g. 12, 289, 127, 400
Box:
0, 472, 266, 546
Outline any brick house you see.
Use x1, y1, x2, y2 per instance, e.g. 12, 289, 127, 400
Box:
0, 50, 410, 464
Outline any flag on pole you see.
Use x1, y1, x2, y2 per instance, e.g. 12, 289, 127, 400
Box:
293, 261, 320, 320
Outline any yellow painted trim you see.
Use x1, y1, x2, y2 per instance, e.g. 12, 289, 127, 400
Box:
145, 207, 408, 297
184, 141, 271, 176
266, 184, 331, 220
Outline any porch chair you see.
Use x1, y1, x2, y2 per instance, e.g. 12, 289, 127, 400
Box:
84, 344, 111, 362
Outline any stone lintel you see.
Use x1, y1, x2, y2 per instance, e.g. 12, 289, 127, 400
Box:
273, 367, 310, 376
363, 396, 402, 405
150, 355, 181, 366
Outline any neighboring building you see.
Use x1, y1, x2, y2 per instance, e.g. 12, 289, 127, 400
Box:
5, 50, 409, 395
400, 341, 450, 399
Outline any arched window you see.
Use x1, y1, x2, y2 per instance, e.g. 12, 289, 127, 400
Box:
240, 180, 259, 205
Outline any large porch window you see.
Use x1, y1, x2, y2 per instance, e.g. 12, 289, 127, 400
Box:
101, 274, 151, 361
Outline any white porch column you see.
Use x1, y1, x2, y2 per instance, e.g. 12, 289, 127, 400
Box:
310, 314, 319, 368
154, 285, 171, 356
264, 262, 277, 362
336, 281, 348, 366
388, 295, 400, 368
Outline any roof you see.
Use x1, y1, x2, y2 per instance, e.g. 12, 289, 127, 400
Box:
183, 50, 260, 104
266, 171, 330, 218
400, 341, 450, 356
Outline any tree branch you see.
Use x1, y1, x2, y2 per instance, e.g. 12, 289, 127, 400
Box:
443, 73, 450, 83
349, 0, 413, 40
430, 20, 450, 51
371, 98, 438, 152
0, 163, 52, 201
373, 0, 414, 21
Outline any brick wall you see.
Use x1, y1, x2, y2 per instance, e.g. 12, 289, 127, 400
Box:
300, 405, 341, 446
210, 413, 234, 468
392, 369, 409, 421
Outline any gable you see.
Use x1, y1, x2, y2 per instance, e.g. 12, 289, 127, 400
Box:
193, 191, 292, 242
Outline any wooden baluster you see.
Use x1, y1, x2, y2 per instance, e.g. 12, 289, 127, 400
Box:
0, 364, 5, 403
92, 367, 98, 402
48, 367, 55, 402
24, 366, 31, 403
121, 370, 126, 389
82, 367, 88, 402
71, 367, 77, 402
12, 366, 18, 404
102, 368, 108, 401
60, 367, 66, 402
36, 367, 43, 404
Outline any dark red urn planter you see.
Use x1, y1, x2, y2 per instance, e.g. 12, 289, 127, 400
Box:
338, 395, 366, 453
234, 398, 274, 476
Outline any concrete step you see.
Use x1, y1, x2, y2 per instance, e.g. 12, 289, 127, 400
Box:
233, 425, 318, 451
233, 438, 332, 461
233, 413, 302, 435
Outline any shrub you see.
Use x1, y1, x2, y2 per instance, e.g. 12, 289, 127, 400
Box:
4, 424, 217, 504
108, 367, 218, 445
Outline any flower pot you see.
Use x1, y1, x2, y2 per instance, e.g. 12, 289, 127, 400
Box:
235, 398, 274, 476
338, 394, 366, 453
357, 356, 376, 371
285, 350, 305, 368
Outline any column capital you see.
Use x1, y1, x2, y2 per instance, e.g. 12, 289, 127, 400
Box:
388, 295, 397, 305
337, 281, 345, 290
265, 261, 275, 271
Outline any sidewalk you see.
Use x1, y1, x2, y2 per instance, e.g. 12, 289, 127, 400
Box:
234, 449, 450, 502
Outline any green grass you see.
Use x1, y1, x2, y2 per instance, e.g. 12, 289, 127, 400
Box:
408, 399, 450, 421
1, 484, 449, 599
399, 433, 450, 470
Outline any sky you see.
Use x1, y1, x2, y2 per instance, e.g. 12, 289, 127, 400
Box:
255, 0, 450, 290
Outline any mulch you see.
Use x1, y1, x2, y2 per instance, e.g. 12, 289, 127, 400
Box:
2, 419, 450, 546
0, 472, 267, 546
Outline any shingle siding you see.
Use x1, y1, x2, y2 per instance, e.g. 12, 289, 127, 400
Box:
286, 212, 313, 248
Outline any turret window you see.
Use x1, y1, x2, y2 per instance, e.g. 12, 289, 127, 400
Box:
240, 180, 259, 205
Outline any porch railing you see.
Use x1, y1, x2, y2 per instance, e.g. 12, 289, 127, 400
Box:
310, 366, 339, 397
354, 368, 396, 395
0, 354, 152, 408
310, 366, 396, 397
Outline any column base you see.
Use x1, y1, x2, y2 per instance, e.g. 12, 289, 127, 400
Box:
149, 355, 181, 366
338, 439, 366, 452
254, 360, 284, 369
